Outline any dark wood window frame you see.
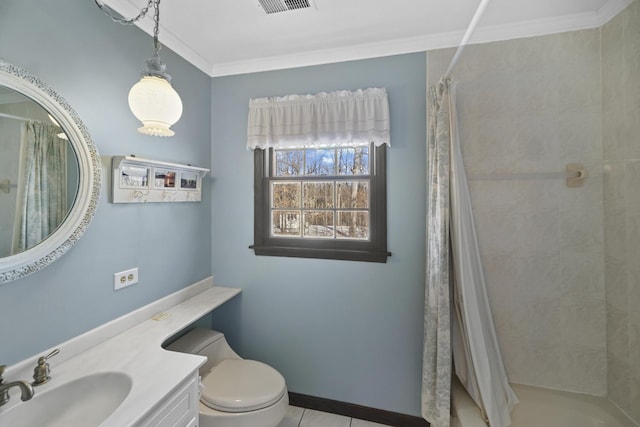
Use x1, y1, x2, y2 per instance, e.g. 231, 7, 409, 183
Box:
250, 143, 391, 263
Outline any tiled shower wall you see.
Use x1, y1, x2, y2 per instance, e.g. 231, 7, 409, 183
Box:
427, 29, 608, 394
602, 1, 640, 423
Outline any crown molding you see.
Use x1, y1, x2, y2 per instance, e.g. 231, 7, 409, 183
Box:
100, 0, 212, 75
211, 0, 633, 77
597, 0, 635, 24
102, 0, 634, 78
210, 30, 464, 77
465, 0, 633, 46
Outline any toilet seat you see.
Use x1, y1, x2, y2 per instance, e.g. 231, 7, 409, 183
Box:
201, 359, 287, 413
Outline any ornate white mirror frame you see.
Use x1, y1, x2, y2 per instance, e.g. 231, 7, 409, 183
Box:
0, 60, 101, 284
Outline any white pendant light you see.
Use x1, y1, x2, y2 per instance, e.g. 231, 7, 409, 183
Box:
128, 54, 183, 137
96, 0, 182, 137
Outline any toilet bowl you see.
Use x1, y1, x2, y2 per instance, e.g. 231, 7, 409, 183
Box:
166, 328, 288, 427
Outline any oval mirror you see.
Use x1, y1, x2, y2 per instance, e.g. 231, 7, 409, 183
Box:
0, 60, 101, 283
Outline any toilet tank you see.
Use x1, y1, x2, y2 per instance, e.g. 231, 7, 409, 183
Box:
166, 328, 240, 375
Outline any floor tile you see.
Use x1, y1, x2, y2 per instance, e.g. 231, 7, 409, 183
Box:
277, 405, 305, 427
351, 419, 390, 427
299, 408, 351, 427
277, 406, 393, 427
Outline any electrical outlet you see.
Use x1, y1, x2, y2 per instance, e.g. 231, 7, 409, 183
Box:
114, 267, 139, 291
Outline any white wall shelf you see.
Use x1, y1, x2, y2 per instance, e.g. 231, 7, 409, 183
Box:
111, 155, 209, 203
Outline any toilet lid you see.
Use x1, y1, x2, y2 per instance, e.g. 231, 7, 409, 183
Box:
201, 359, 287, 413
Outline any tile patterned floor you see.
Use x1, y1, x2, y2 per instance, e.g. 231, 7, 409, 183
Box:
277, 406, 390, 427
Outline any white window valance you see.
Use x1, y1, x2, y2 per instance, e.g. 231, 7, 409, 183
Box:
246, 87, 390, 150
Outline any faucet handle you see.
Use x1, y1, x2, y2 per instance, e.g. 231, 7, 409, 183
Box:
32, 349, 60, 386
39, 349, 60, 363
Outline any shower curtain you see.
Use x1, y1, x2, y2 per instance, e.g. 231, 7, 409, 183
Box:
422, 77, 518, 427
422, 77, 453, 427
15, 121, 68, 252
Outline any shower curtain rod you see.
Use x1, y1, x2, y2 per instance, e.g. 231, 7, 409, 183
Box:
444, 0, 493, 78
0, 112, 33, 122
0, 111, 48, 124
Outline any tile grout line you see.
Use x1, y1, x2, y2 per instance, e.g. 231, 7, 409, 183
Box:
293, 406, 380, 427
298, 408, 305, 427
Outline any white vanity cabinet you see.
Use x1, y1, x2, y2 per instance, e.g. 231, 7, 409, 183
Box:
139, 370, 200, 427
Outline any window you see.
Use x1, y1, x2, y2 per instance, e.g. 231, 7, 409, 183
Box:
246, 87, 391, 262
252, 143, 389, 262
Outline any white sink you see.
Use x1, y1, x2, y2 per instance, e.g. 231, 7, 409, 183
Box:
0, 371, 132, 427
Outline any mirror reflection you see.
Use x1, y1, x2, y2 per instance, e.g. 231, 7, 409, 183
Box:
0, 86, 79, 257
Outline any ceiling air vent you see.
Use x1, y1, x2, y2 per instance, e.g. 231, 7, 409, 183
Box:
258, 0, 312, 14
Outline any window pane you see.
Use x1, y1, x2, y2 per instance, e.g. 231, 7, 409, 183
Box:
272, 210, 301, 237
336, 211, 369, 240
303, 211, 335, 238
303, 181, 334, 209
338, 146, 369, 175
254, 144, 388, 262
305, 149, 335, 175
275, 150, 304, 176
272, 182, 301, 208
337, 181, 369, 208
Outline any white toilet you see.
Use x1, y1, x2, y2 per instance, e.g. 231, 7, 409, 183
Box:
166, 328, 288, 427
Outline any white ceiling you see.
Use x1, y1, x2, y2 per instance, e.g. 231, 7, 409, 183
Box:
103, 0, 632, 77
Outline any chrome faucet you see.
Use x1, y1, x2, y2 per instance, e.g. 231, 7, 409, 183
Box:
0, 365, 35, 407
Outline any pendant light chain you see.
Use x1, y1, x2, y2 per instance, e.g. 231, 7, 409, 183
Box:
95, 0, 169, 80
153, 0, 161, 55
94, 0, 155, 26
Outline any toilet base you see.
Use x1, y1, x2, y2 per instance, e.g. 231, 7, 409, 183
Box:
198, 391, 288, 427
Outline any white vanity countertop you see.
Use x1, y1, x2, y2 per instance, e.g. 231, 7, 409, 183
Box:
0, 276, 241, 427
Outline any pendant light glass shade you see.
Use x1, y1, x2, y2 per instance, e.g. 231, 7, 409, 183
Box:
128, 75, 182, 137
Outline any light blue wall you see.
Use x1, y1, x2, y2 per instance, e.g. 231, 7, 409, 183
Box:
0, 0, 212, 364
0, 2, 428, 416
210, 54, 427, 416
